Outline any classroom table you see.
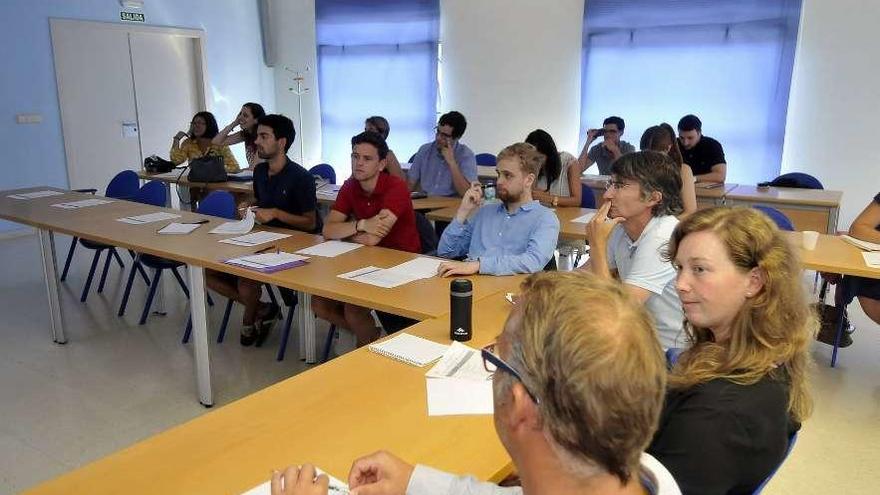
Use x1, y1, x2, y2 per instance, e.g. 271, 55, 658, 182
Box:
727, 185, 842, 233
22, 285, 520, 495
0, 187, 522, 406
427, 205, 597, 242
580, 175, 738, 210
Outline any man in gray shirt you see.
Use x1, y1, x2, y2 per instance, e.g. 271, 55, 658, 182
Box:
576, 115, 636, 175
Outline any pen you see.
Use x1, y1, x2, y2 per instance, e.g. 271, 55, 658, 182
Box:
183, 219, 210, 225
254, 245, 277, 254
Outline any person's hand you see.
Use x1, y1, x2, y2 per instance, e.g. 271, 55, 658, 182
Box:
228, 119, 241, 130
586, 201, 624, 250
439, 139, 457, 167
361, 211, 394, 237
271, 464, 329, 495
437, 260, 480, 277
603, 139, 620, 157
348, 451, 414, 495
254, 207, 276, 224
456, 183, 483, 221
586, 128, 600, 143
174, 131, 188, 141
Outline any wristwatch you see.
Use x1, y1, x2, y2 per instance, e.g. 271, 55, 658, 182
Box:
552, 195, 559, 207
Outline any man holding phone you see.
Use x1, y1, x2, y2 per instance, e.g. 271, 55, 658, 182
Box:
575, 116, 636, 176
408, 111, 478, 197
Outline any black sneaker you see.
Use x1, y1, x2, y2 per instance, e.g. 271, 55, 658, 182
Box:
240, 325, 257, 347
255, 302, 280, 347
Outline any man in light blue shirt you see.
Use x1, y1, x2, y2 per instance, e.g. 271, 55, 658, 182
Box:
408, 111, 478, 197
436, 143, 560, 277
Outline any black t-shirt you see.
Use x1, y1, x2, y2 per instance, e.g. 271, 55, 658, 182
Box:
647, 375, 797, 495
253, 158, 322, 233
680, 136, 726, 176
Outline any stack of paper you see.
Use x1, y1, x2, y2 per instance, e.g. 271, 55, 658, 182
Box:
158, 223, 203, 235
117, 212, 180, 224
296, 240, 362, 257
210, 208, 255, 235
51, 198, 113, 209
337, 257, 443, 288
218, 231, 292, 247
425, 341, 494, 416
842, 235, 880, 252
224, 252, 309, 273
368, 333, 448, 367
241, 467, 348, 495
8, 190, 65, 200
863, 252, 880, 268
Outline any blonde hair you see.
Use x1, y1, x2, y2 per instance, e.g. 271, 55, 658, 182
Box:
506, 272, 666, 483
665, 207, 815, 422
497, 142, 545, 177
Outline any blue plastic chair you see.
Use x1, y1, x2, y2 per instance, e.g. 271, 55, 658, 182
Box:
580, 183, 597, 209
752, 432, 798, 494
310, 163, 336, 185
475, 153, 497, 166
770, 172, 823, 190
753, 205, 795, 231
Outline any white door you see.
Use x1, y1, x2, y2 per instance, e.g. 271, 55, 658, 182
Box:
51, 21, 141, 192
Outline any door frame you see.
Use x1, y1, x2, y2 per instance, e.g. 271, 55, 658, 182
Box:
50, 18, 210, 188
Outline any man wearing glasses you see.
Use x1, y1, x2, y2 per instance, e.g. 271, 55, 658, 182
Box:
583, 150, 685, 349
576, 115, 636, 176
270, 273, 680, 494
408, 111, 478, 197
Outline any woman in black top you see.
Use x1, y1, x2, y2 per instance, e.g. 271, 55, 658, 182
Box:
648, 207, 816, 495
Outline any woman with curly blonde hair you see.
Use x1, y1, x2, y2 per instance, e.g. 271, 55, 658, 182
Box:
647, 207, 815, 495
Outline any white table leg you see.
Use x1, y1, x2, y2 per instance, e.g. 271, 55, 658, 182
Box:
38, 229, 65, 344
187, 264, 213, 407
296, 291, 317, 363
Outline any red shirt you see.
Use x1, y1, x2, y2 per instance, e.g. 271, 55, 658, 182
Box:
332, 173, 421, 253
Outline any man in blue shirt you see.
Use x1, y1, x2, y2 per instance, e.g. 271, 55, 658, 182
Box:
436, 143, 560, 276
408, 111, 478, 197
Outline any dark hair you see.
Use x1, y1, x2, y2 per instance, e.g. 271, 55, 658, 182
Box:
640, 123, 684, 167
525, 129, 562, 192
677, 114, 702, 133
351, 131, 389, 160
603, 116, 625, 132
241, 102, 267, 148
365, 116, 390, 140
438, 111, 467, 139
191, 111, 219, 139
256, 114, 296, 153
611, 150, 683, 217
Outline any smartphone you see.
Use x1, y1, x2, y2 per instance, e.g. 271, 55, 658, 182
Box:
594, 129, 606, 137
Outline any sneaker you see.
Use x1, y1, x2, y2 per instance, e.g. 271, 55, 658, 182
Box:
254, 302, 280, 347
240, 325, 257, 347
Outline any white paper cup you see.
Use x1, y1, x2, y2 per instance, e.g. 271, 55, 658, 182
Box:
802, 230, 819, 250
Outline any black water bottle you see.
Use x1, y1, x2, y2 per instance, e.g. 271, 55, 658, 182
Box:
450, 279, 473, 342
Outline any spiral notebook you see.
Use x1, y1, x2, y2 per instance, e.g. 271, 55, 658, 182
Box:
368, 333, 449, 367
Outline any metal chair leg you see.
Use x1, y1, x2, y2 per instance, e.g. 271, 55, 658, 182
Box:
321, 325, 337, 363
217, 299, 234, 343
60, 236, 78, 281
80, 250, 102, 302
118, 255, 140, 316
96, 249, 114, 293
276, 301, 298, 361
139, 270, 163, 325
170, 266, 190, 299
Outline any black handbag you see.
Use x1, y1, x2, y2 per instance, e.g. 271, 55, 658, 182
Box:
188, 154, 227, 182
144, 155, 175, 174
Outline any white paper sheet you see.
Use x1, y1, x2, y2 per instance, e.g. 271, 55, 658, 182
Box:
337, 266, 413, 288
8, 190, 64, 199
50, 198, 113, 209
117, 212, 180, 224
296, 240, 363, 257
157, 222, 202, 234
210, 208, 255, 235
218, 230, 291, 247
228, 170, 254, 179
863, 252, 880, 268
570, 212, 596, 224
383, 257, 443, 280
149, 169, 187, 179
229, 252, 309, 267
842, 235, 880, 252
241, 467, 349, 495
426, 378, 494, 416
426, 341, 493, 381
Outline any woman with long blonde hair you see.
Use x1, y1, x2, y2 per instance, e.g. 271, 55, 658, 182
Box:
647, 207, 815, 495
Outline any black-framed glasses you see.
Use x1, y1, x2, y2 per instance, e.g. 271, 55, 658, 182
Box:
604, 180, 630, 191
435, 126, 455, 139
481, 343, 540, 404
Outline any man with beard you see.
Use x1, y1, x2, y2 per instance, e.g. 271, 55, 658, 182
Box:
206, 114, 319, 346
435, 143, 559, 277
582, 150, 685, 349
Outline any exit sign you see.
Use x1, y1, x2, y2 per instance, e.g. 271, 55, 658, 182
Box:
120, 12, 145, 22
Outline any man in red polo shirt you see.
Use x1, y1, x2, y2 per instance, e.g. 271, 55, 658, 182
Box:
312, 131, 420, 347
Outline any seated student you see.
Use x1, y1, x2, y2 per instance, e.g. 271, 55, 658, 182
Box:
213, 102, 267, 169
408, 111, 478, 197
649, 207, 815, 495
312, 131, 420, 347
206, 114, 319, 346
436, 143, 560, 277
583, 151, 685, 348
271, 272, 680, 495
640, 123, 698, 218
677, 114, 726, 183
170, 111, 240, 172
576, 116, 636, 176
364, 116, 406, 181
830, 193, 880, 325
526, 129, 581, 207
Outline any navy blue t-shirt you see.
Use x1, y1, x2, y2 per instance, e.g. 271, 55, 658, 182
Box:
680, 135, 726, 176
253, 158, 322, 233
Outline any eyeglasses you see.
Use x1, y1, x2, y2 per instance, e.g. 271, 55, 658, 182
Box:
435, 127, 455, 140
481, 342, 540, 404
604, 180, 630, 191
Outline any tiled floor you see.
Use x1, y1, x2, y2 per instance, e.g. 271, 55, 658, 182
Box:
0, 231, 878, 493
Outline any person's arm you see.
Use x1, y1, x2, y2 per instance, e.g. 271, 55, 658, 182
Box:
557, 155, 584, 207
679, 164, 698, 219
213, 120, 244, 146
477, 210, 560, 275
384, 150, 406, 181
407, 148, 424, 192
849, 195, 880, 243
440, 143, 474, 197
437, 184, 482, 260
254, 208, 317, 232
585, 202, 625, 280
577, 129, 600, 173
695, 163, 726, 183
169, 134, 190, 165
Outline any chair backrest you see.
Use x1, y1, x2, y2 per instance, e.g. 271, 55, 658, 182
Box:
770, 172, 823, 190
310, 163, 336, 184
753, 205, 794, 231
105, 170, 140, 199
475, 153, 497, 166
133, 180, 167, 207
580, 183, 597, 209
197, 191, 236, 219
414, 211, 439, 255
751, 432, 798, 494
664, 347, 684, 370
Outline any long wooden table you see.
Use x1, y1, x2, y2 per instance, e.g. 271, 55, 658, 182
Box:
727, 185, 842, 233
581, 175, 737, 210
23, 281, 519, 495
0, 187, 521, 406
427, 205, 596, 242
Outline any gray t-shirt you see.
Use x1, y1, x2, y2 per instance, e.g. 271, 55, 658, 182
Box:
588, 140, 636, 175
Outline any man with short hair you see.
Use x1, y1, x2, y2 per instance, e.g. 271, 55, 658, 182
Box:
408, 111, 478, 197
271, 272, 680, 495
312, 131, 421, 347
584, 150, 685, 348
206, 114, 319, 346
677, 114, 726, 183
576, 116, 636, 176
436, 143, 559, 277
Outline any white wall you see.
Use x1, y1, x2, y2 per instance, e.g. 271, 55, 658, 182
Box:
781, 0, 880, 229
270, 0, 322, 168
439, 0, 584, 155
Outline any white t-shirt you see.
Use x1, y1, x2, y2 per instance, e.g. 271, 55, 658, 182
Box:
534, 151, 576, 197
607, 215, 685, 348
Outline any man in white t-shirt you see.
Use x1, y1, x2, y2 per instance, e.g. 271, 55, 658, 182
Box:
270, 273, 680, 495
583, 150, 685, 349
